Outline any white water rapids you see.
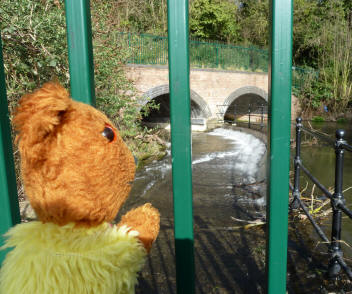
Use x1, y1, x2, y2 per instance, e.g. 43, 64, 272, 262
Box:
135, 128, 266, 198
193, 128, 266, 179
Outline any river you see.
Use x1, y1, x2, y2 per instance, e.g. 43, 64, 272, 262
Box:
119, 122, 352, 293
297, 122, 352, 258
120, 127, 267, 293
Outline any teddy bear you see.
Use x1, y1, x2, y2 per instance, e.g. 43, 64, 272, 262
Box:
0, 82, 160, 294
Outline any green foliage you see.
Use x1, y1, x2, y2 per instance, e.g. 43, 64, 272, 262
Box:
294, 0, 352, 114
337, 118, 347, 124
98, 0, 167, 35
311, 116, 325, 122
2, 0, 352, 133
237, 0, 269, 47
1, 0, 163, 161
293, 0, 322, 67
299, 78, 333, 111
190, 0, 239, 43
0, 0, 69, 112
90, 3, 159, 139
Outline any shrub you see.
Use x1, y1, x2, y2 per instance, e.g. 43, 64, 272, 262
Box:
311, 116, 325, 122
1, 0, 164, 162
336, 118, 347, 124
1, 0, 69, 112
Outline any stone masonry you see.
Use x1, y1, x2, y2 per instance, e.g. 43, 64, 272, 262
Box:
125, 64, 300, 120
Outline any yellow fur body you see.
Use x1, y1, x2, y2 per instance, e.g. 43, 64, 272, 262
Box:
0, 221, 146, 294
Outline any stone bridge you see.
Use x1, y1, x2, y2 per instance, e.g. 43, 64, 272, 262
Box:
126, 64, 299, 123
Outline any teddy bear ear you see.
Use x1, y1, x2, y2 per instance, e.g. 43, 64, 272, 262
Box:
13, 82, 72, 164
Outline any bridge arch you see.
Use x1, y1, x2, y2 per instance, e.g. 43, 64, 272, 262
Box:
223, 86, 268, 120
140, 84, 212, 121
224, 86, 268, 106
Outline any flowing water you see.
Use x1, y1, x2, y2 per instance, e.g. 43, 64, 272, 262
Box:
119, 122, 352, 293
125, 127, 267, 229
121, 127, 268, 293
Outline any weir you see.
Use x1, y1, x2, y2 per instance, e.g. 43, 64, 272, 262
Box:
0, 0, 303, 293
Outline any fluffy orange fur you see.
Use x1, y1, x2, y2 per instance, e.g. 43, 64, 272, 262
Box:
13, 82, 160, 249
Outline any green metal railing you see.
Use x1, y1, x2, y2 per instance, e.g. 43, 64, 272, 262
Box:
65, 0, 95, 105
0, 0, 294, 293
266, 0, 292, 292
117, 31, 316, 92
0, 36, 20, 264
168, 2, 194, 291
118, 32, 268, 71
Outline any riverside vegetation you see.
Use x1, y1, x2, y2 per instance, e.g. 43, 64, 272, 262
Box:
109, 0, 352, 117
1, 0, 168, 165
1, 0, 352, 159
3, 3, 352, 287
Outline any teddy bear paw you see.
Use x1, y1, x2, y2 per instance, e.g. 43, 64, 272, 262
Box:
118, 203, 160, 252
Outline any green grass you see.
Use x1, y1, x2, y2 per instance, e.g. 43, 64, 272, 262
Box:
337, 117, 347, 124
311, 116, 325, 122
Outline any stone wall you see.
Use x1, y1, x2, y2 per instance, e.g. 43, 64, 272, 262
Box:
125, 64, 301, 120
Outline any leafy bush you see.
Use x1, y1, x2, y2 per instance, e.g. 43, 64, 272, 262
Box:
190, 0, 239, 43
1, 0, 164, 162
294, 0, 352, 114
337, 118, 347, 124
90, 2, 163, 159
0, 0, 69, 112
311, 116, 325, 122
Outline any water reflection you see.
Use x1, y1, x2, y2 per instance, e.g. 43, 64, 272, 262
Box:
294, 121, 352, 258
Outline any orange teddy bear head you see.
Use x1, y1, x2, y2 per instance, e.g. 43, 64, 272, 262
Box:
14, 82, 135, 227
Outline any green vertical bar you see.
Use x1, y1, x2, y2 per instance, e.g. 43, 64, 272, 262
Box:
155, 39, 160, 64
0, 36, 20, 265
215, 46, 218, 68
155, 36, 157, 64
128, 32, 131, 50
139, 35, 141, 64
142, 36, 144, 64
167, 0, 195, 293
266, 0, 293, 293
154, 37, 157, 64
65, 0, 95, 105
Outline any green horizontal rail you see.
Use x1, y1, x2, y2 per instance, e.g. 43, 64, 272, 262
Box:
115, 31, 317, 92
0, 35, 21, 265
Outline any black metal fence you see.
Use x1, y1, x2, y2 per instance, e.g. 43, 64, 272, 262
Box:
218, 103, 268, 132
290, 117, 352, 279
230, 111, 352, 279
243, 104, 267, 131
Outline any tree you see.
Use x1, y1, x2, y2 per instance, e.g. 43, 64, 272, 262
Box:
190, 0, 240, 43
237, 0, 269, 47
295, 0, 352, 113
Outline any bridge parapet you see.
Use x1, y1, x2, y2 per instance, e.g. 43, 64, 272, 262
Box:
126, 64, 301, 123
118, 31, 317, 94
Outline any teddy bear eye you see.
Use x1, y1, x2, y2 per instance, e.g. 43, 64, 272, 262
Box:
102, 125, 116, 143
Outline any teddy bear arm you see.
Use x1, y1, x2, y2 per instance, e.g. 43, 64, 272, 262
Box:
118, 203, 160, 252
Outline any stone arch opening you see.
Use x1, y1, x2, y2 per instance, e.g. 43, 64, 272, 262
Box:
223, 86, 268, 121
140, 84, 211, 123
